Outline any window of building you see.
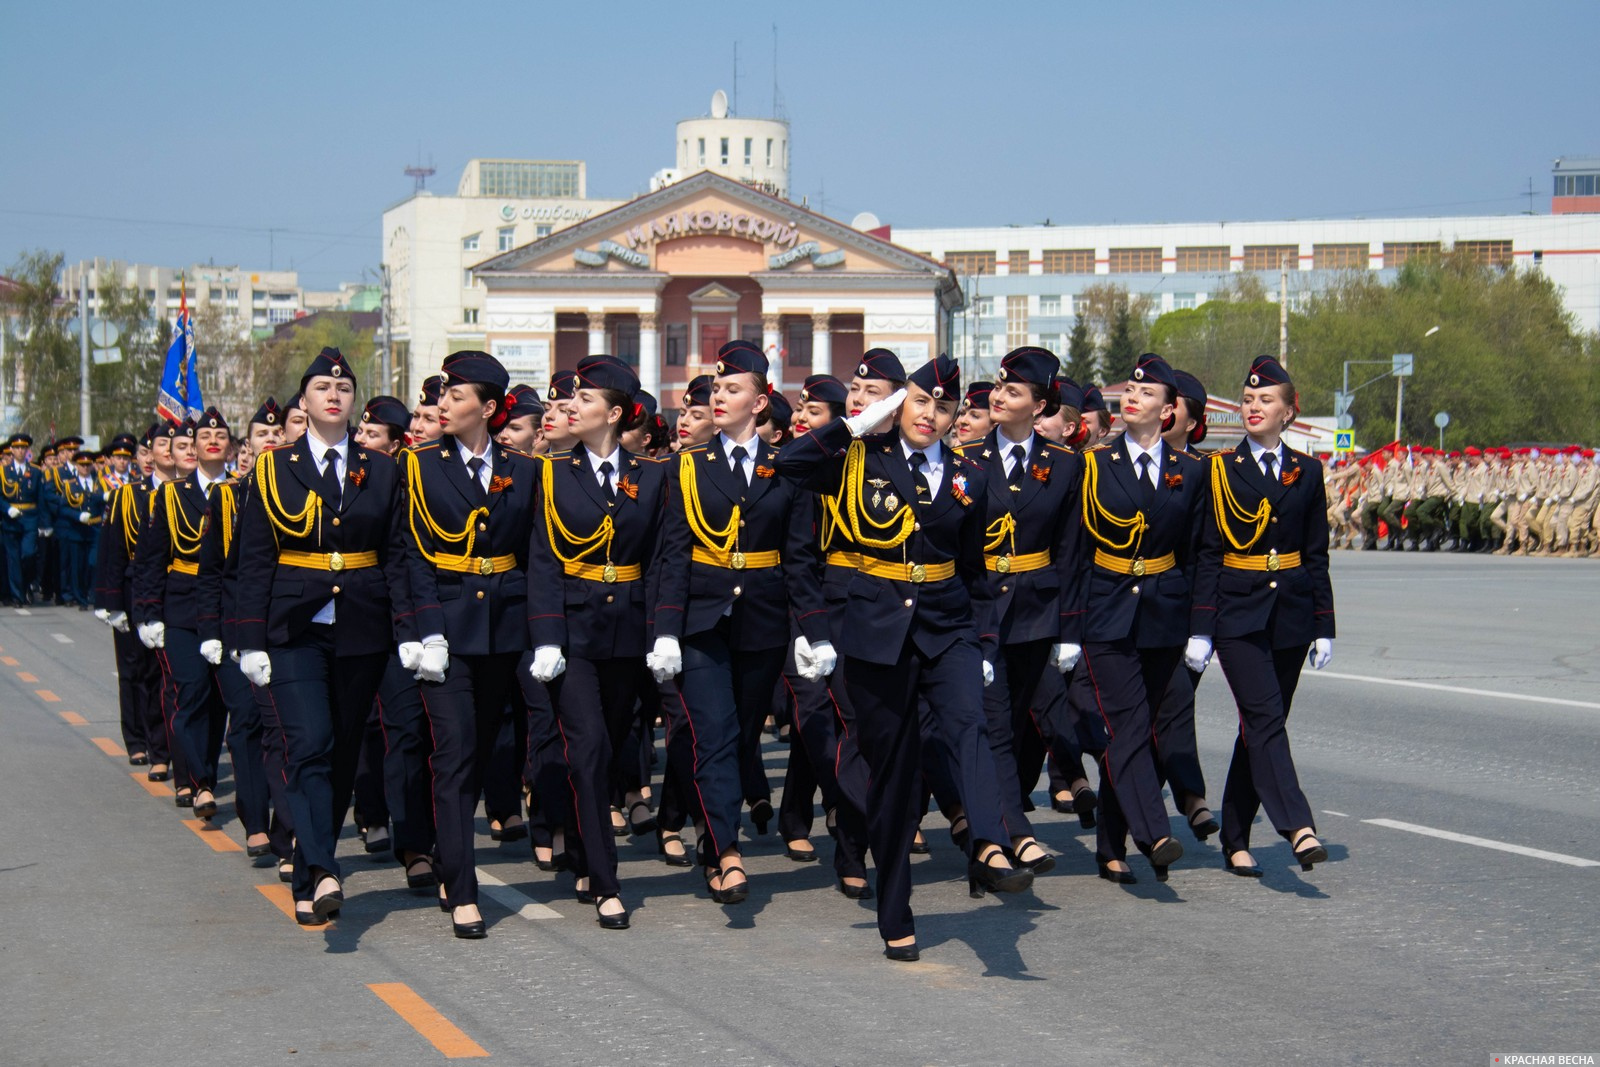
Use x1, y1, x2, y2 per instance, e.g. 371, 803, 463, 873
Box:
1039, 295, 1062, 316
1383, 242, 1442, 268
1041, 249, 1095, 274
145, 289, 156, 302
1455, 239, 1513, 267
1175, 246, 1229, 272
167, 287, 182, 300
947, 251, 996, 275
1108, 247, 1162, 273
977, 337, 996, 359
498, 226, 516, 252
463, 308, 479, 325
463, 233, 480, 252
740, 324, 763, 347
534, 224, 552, 239
1038, 333, 1065, 352
613, 319, 640, 366
665, 324, 689, 366
475, 160, 580, 198
697, 138, 706, 166
225, 288, 238, 301
1243, 245, 1299, 271
720, 137, 729, 165
784, 318, 812, 370
1006, 295, 1029, 349
462, 268, 475, 289
1173, 293, 1197, 310
744, 138, 753, 166
1313, 243, 1369, 270
1008, 249, 1030, 275
766, 138, 773, 167
1555, 174, 1597, 196
207, 287, 222, 300
268, 307, 296, 325
974, 297, 995, 318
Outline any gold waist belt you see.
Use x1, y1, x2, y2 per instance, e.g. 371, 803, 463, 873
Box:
1222, 550, 1302, 572
1093, 549, 1176, 577
279, 550, 379, 573
167, 559, 200, 575
692, 547, 780, 570
563, 560, 641, 584
857, 558, 957, 584
984, 549, 1051, 574
824, 551, 862, 569
435, 553, 516, 576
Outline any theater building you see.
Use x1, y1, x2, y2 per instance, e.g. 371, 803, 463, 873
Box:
471, 171, 964, 401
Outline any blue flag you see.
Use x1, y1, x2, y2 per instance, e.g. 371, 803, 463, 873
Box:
155, 282, 202, 422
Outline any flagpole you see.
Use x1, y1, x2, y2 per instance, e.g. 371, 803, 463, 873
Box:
79, 279, 91, 439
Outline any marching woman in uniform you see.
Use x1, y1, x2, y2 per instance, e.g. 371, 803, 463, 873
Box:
778, 354, 1030, 963
1190, 354, 1333, 877
526, 354, 666, 930
234, 347, 410, 926
401, 351, 539, 938
1073, 353, 1208, 883
953, 346, 1085, 874
650, 341, 803, 904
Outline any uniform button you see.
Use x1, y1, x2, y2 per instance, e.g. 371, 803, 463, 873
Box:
605, 595, 614, 604
903, 598, 913, 608
1270, 517, 1279, 524
476, 590, 485, 600
732, 586, 742, 596
739, 520, 746, 528
914, 522, 922, 531
1268, 581, 1278, 589
331, 585, 340, 594
331, 517, 340, 526
999, 585, 1009, 594
1131, 585, 1141, 594
479, 523, 487, 531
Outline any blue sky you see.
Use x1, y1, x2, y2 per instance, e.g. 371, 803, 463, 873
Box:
2, 1, 1594, 287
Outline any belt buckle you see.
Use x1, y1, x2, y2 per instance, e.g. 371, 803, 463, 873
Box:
601, 562, 618, 584
1266, 550, 1280, 572
729, 550, 747, 571
328, 551, 346, 572
1131, 557, 1146, 577
478, 557, 494, 576
995, 554, 1011, 574
909, 563, 927, 584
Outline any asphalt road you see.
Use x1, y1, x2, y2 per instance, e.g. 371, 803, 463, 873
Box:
2, 552, 1597, 1066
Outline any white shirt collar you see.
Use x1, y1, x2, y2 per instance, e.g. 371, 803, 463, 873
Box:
196, 468, 227, 493
1125, 435, 1163, 468
457, 436, 493, 467
1247, 438, 1283, 467
899, 437, 943, 471
306, 430, 349, 467
586, 444, 622, 475
719, 431, 762, 461
996, 429, 1035, 467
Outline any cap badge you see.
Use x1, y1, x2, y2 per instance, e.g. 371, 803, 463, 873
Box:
715, 361, 726, 374
932, 386, 945, 399
1133, 367, 1145, 381
997, 368, 1009, 380
857, 364, 868, 377
1249, 373, 1260, 386
331, 364, 342, 377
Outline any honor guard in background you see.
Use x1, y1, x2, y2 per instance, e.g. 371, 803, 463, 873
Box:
1, 433, 41, 605
1191, 355, 1333, 878
93, 431, 162, 769
37, 439, 64, 604
1071, 354, 1206, 884
233, 347, 410, 926
953, 345, 1086, 877
778, 353, 1031, 964
59, 449, 106, 608
954, 379, 994, 443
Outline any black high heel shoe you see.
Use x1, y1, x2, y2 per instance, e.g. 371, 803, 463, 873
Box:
1224, 851, 1264, 878
192, 791, 218, 819
1072, 786, 1098, 830
835, 876, 873, 900
627, 800, 657, 836
451, 907, 486, 940
1153, 864, 1170, 883
574, 879, 597, 906
1148, 836, 1184, 867
749, 799, 773, 836
785, 841, 818, 863
948, 814, 971, 853
1013, 838, 1056, 874
311, 875, 343, 919
712, 862, 749, 904
656, 830, 693, 868
405, 855, 438, 890
1050, 791, 1075, 815
1096, 860, 1137, 885
595, 896, 630, 930
174, 790, 194, 809
968, 853, 1034, 898
1291, 831, 1328, 871
295, 903, 328, 927
1187, 807, 1219, 841
883, 941, 920, 963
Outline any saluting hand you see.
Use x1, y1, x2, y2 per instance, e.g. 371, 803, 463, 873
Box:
844, 389, 907, 437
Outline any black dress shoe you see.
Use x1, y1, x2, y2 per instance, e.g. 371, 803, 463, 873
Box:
452, 916, 487, 940
405, 857, 438, 890
192, 793, 218, 819
1096, 860, 1138, 885
1291, 831, 1328, 872
968, 859, 1034, 898
175, 792, 194, 809
575, 885, 597, 905
247, 842, 273, 859
128, 754, 150, 767
1224, 852, 1264, 878
363, 827, 391, 853
1073, 786, 1098, 830
595, 897, 630, 930
836, 877, 873, 900
785, 844, 819, 863
656, 831, 693, 868
1188, 808, 1219, 841
749, 799, 773, 836
1014, 841, 1056, 875
295, 906, 328, 927
626, 801, 657, 837
311, 876, 344, 918
278, 860, 294, 883
1050, 792, 1075, 815
908, 832, 930, 855
711, 864, 749, 905
489, 820, 527, 843
1148, 837, 1184, 867
147, 766, 170, 782
883, 942, 920, 963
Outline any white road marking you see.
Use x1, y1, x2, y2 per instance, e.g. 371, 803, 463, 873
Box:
1363, 818, 1600, 868
1309, 670, 1600, 711
475, 868, 563, 920
14, 609, 31, 616
51, 633, 72, 644
1322, 810, 1350, 817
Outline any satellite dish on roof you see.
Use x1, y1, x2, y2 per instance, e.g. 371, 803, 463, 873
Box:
851, 212, 882, 231
710, 89, 729, 118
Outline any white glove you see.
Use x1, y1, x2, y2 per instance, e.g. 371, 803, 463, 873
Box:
1309, 638, 1333, 671
199, 639, 223, 665
7, 506, 20, 519
78, 511, 92, 524
981, 660, 995, 687
793, 635, 815, 674
415, 638, 449, 683
529, 645, 566, 683
230, 649, 240, 663
808, 640, 837, 678
107, 610, 129, 633
39, 527, 52, 538
397, 641, 424, 671
240, 650, 271, 687
93, 608, 110, 622
1051, 642, 1082, 673
1184, 636, 1213, 673
844, 388, 907, 437
137, 621, 166, 649
647, 635, 682, 683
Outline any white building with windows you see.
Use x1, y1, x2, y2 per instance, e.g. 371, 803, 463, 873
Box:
60, 258, 312, 339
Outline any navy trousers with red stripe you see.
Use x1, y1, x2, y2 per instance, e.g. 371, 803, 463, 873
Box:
1216, 634, 1315, 853
549, 655, 642, 900
1082, 639, 1181, 861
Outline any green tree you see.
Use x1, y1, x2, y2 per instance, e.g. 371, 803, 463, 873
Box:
253, 314, 379, 412
3, 250, 77, 439
1063, 317, 1095, 385
1148, 276, 1280, 396
1102, 304, 1137, 383
1075, 281, 1152, 383
92, 273, 170, 437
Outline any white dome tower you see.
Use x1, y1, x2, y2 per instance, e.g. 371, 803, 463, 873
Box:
674, 89, 790, 199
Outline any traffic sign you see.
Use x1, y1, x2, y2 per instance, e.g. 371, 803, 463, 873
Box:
1336, 413, 1353, 430
1393, 353, 1414, 377
1433, 411, 1450, 428
1335, 431, 1355, 453
1333, 390, 1353, 416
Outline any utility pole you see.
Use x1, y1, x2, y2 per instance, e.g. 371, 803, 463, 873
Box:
78, 279, 91, 438
380, 265, 394, 394
1279, 254, 1290, 369
1394, 372, 1404, 444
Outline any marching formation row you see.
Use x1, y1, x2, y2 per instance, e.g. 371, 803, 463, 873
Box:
74, 340, 1336, 961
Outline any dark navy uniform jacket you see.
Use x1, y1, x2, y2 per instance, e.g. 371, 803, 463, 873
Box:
776, 419, 997, 667
0, 461, 41, 529
953, 430, 1086, 646
131, 476, 214, 630
1069, 436, 1208, 648
233, 435, 408, 656
527, 446, 665, 661
195, 479, 247, 649
93, 479, 153, 614
401, 437, 538, 657
654, 439, 809, 653
1192, 441, 1336, 647
54, 469, 107, 542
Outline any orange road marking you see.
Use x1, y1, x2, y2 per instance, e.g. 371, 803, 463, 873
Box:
183, 818, 243, 851
256, 884, 331, 930
60, 711, 88, 725
1, 656, 18, 666
367, 984, 489, 1059
91, 737, 126, 758
130, 772, 168, 798
35, 690, 60, 702
17, 671, 37, 682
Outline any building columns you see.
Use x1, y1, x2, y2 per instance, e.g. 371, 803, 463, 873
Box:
639, 312, 660, 398
762, 313, 782, 391
811, 312, 831, 376
586, 311, 606, 356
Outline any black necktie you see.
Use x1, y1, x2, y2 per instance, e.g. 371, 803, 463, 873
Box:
910, 451, 933, 504
1135, 454, 1155, 509
731, 445, 750, 488
598, 460, 616, 503
1262, 451, 1278, 482
321, 448, 341, 507
1007, 444, 1027, 488
467, 456, 484, 487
